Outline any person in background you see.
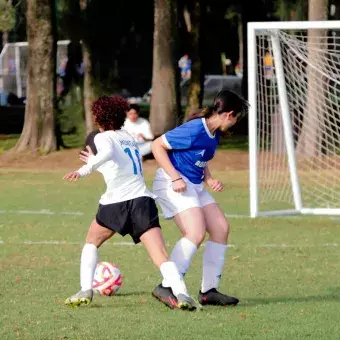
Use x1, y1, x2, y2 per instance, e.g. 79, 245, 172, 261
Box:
124, 104, 154, 159
264, 51, 274, 80
178, 54, 191, 79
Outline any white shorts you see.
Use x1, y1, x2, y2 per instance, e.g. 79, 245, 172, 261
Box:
152, 168, 216, 219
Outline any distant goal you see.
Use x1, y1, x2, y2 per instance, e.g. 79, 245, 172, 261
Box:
0, 40, 70, 99
248, 21, 340, 217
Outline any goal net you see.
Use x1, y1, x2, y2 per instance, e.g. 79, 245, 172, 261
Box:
248, 21, 340, 217
0, 40, 69, 99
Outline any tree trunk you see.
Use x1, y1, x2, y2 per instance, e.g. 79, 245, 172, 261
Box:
80, 0, 94, 134
150, 0, 179, 136
185, 0, 202, 120
14, 0, 57, 153
83, 42, 95, 134
1, 32, 9, 92
237, 17, 243, 70
2, 31, 9, 47
296, 0, 328, 157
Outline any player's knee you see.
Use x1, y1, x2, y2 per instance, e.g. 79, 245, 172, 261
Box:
185, 227, 206, 246
209, 221, 230, 243
86, 230, 112, 247
221, 221, 230, 242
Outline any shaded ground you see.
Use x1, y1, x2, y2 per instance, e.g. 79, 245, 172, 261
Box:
0, 149, 249, 171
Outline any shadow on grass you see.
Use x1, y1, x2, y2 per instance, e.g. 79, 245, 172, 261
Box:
242, 291, 340, 307
114, 291, 150, 297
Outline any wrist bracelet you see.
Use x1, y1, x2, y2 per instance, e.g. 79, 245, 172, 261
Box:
172, 177, 183, 183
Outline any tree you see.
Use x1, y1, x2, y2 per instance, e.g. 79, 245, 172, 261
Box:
225, 5, 243, 75
80, 0, 94, 135
274, 0, 307, 21
183, 0, 203, 119
296, 0, 328, 156
57, 0, 94, 135
14, 0, 57, 153
150, 0, 180, 136
0, 0, 15, 47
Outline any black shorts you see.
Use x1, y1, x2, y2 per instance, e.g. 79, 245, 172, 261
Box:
95, 196, 160, 244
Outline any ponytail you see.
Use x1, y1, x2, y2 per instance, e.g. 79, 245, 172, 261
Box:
186, 106, 215, 122
186, 90, 249, 123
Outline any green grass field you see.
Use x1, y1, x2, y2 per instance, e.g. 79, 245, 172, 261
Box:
1, 167, 340, 340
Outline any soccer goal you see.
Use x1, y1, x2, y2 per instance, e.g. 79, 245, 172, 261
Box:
248, 21, 340, 218
0, 40, 70, 99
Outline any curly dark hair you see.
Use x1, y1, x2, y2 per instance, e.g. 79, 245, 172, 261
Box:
92, 95, 129, 131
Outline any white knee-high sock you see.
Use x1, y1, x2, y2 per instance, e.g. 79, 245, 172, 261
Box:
160, 261, 188, 297
80, 243, 98, 291
162, 238, 198, 288
201, 241, 227, 293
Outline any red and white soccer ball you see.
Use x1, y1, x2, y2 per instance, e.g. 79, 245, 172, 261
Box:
92, 261, 123, 296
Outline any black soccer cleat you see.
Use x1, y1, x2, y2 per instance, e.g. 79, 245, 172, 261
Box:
152, 284, 179, 309
198, 288, 239, 306
177, 294, 197, 311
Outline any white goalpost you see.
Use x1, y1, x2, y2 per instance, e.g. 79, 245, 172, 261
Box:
0, 40, 70, 99
248, 21, 340, 218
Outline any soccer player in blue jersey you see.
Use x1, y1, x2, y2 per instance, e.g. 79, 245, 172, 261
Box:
151, 90, 248, 307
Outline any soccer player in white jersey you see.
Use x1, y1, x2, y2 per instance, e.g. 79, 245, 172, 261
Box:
63, 95, 196, 311
151, 90, 248, 307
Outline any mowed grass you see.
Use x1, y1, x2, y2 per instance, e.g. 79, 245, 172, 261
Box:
0, 168, 340, 340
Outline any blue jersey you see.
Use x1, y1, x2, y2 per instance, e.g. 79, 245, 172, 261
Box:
162, 118, 220, 184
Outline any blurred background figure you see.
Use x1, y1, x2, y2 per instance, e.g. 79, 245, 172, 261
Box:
235, 62, 243, 78
264, 50, 274, 80
124, 103, 154, 159
224, 58, 235, 75
178, 54, 191, 79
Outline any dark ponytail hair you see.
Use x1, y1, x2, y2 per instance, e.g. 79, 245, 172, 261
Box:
186, 90, 249, 122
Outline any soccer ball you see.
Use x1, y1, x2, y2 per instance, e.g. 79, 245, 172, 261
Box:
92, 261, 122, 296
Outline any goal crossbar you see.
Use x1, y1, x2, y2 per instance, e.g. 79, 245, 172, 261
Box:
249, 20, 340, 31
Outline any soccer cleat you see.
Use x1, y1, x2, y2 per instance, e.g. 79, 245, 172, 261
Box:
152, 284, 179, 309
177, 294, 197, 311
152, 285, 197, 311
198, 288, 239, 306
64, 289, 93, 307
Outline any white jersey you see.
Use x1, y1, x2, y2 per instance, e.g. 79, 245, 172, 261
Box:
77, 130, 155, 205
123, 117, 154, 142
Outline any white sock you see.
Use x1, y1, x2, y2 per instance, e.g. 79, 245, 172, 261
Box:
80, 243, 98, 291
201, 241, 227, 293
162, 238, 197, 288
160, 261, 188, 297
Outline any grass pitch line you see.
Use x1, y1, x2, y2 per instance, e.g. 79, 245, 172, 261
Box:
0, 209, 84, 216
2, 240, 137, 246
0, 240, 339, 248
1, 210, 339, 221
0, 209, 249, 218
224, 213, 249, 218
224, 213, 340, 221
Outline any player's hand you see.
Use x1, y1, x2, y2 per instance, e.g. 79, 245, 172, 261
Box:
79, 145, 93, 164
63, 171, 80, 182
207, 178, 224, 192
172, 178, 187, 193
136, 133, 145, 141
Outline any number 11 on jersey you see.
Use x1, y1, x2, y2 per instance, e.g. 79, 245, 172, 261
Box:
124, 147, 143, 175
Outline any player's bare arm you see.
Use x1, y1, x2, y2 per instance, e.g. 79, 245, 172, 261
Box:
151, 137, 186, 193
204, 166, 224, 192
